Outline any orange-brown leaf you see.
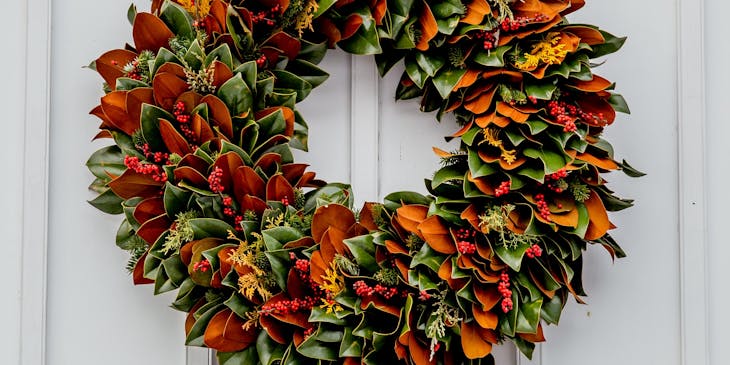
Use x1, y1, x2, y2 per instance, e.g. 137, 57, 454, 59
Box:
311, 204, 356, 242
133, 13, 174, 52
461, 321, 495, 359
204, 308, 257, 352
584, 190, 612, 240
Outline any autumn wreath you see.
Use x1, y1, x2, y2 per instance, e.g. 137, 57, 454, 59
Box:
86, 0, 642, 363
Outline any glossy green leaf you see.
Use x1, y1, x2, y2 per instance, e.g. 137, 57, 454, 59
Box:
89, 189, 124, 214
217, 73, 253, 117
343, 235, 378, 273
493, 239, 531, 271
473, 46, 511, 67
160, 1, 194, 39
163, 182, 192, 218
140, 103, 174, 151
189, 218, 235, 239
432, 67, 466, 99
273, 70, 313, 102
338, 11, 383, 55
205, 43, 234, 70
86, 145, 126, 181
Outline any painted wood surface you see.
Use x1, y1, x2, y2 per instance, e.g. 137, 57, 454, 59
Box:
3, 0, 725, 364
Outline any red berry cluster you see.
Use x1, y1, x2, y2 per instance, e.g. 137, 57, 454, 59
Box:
260, 296, 319, 316
255, 54, 267, 68
303, 327, 315, 338
353, 280, 400, 299
124, 155, 168, 182
547, 100, 578, 132
498, 271, 513, 313
124, 59, 143, 81
454, 227, 478, 254
474, 30, 498, 50
525, 244, 543, 259
281, 196, 290, 206
221, 195, 244, 230
499, 14, 548, 32
534, 193, 551, 222
193, 259, 211, 273
495, 180, 511, 197
208, 166, 225, 193
173, 101, 197, 143
251, 4, 282, 26
457, 241, 477, 255
544, 168, 568, 194
418, 290, 431, 301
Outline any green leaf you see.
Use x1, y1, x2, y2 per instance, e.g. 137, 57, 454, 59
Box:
516, 298, 543, 334
541, 293, 564, 325
257, 331, 287, 365
151, 48, 180, 75
218, 347, 259, 365
338, 11, 383, 55
608, 93, 630, 114
160, 1, 194, 39
525, 82, 557, 100
285, 59, 329, 88
234, 61, 258, 92
86, 145, 126, 181
273, 70, 313, 102
127, 3, 137, 25
264, 250, 291, 291
217, 73, 253, 117
619, 159, 645, 177
339, 328, 363, 357
473, 46, 511, 67
493, 240, 531, 271
410, 243, 447, 273
432, 67, 467, 99
115, 77, 148, 91
262, 227, 305, 251
163, 182, 191, 218
590, 31, 627, 58
205, 43, 234, 70
226, 5, 254, 53
432, 165, 465, 188
404, 56, 428, 88
383, 191, 430, 211
296, 335, 338, 361
189, 218, 235, 239
140, 103, 175, 151
343, 235, 378, 273
415, 53, 446, 77
88, 189, 124, 214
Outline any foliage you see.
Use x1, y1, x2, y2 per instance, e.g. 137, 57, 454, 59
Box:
86, 0, 640, 363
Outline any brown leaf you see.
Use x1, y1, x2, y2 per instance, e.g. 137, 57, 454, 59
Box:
584, 190, 612, 240
108, 169, 163, 199
416, 2, 438, 51
472, 303, 498, 329
460, 321, 495, 359
95, 49, 138, 91
159, 119, 193, 156
395, 205, 429, 235
133, 197, 165, 225
311, 204, 356, 242
101, 91, 138, 135
132, 13, 174, 52
201, 94, 233, 139
153, 72, 189, 111
137, 214, 171, 244
265, 174, 295, 202
133, 252, 154, 285
203, 308, 257, 352
462, 0, 491, 25
418, 216, 456, 254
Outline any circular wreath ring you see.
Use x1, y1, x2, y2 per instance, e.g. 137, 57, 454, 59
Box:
86, 0, 642, 363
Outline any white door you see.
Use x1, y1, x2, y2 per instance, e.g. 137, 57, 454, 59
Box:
36, 1, 722, 365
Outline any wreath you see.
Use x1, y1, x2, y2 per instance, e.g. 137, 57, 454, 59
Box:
86, 0, 642, 363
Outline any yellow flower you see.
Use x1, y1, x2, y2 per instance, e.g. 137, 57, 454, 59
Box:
178, 0, 211, 17
515, 33, 569, 71
480, 128, 518, 165
319, 261, 345, 296
319, 298, 343, 314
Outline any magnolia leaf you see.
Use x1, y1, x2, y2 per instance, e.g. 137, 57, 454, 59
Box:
217, 347, 259, 365
189, 218, 235, 239
473, 46, 511, 67
338, 12, 383, 55
432, 67, 467, 99
217, 74, 253, 117
86, 145, 126, 181
88, 188, 124, 214
160, 1, 194, 39
205, 44, 234, 70
493, 239, 531, 271
343, 235, 378, 273
404, 56, 428, 88
272, 70, 313, 102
